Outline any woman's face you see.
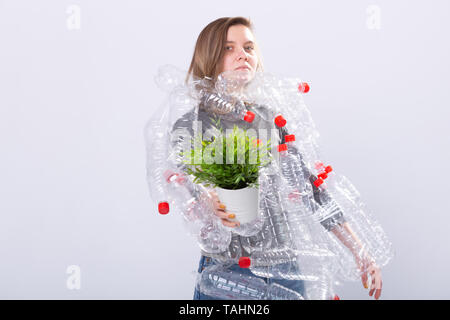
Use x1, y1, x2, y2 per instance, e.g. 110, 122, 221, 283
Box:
220, 24, 259, 83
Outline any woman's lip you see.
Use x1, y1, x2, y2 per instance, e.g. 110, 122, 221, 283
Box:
236, 67, 250, 71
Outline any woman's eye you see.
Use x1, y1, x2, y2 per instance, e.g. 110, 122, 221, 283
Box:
225, 46, 254, 51
225, 46, 255, 51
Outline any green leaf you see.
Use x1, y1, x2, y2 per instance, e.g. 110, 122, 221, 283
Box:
180, 122, 274, 189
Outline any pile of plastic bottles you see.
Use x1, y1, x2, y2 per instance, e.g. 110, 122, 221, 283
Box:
144, 64, 394, 299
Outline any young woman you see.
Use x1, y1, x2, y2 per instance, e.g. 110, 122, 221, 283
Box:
173, 16, 383, 300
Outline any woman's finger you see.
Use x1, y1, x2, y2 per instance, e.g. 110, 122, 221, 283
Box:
209, 191, 219, 201
361, 271, 368, 289
215, 210, 236, 220
374, 288, 382, 300
221, 218, 240, 228
357, 258, 369, 289
213, 202, 225, 211
369, 277, 380, 298
212, 201, 226, 213
212, 202, 235, 219
215, 210, 227, 219
374, 274, 382, 300
368, 268, 382, 299
374, 279, 383, 300
369, 271, 376, 296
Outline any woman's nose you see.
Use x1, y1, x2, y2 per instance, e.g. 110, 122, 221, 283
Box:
236, 47, 249, 61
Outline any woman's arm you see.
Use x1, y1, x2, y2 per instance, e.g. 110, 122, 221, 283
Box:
277, 125, 347, 232
330, 221, 383, 299
329, 222, 365, 257
276, 124, 383, 299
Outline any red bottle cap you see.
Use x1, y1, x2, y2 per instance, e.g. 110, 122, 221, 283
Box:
274, 115, 287, 127
277, 144, 287, 152
318, 172, 328, 180
325, 165, 333, 173
298, 82, 310, 93
313, 178, 323, 187
239, 257, 251, 268
158, 202, 170, 215
244, 111, 255, 123
285, 134, 295, 142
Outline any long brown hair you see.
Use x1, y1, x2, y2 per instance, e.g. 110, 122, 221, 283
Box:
185, 17, 264, 84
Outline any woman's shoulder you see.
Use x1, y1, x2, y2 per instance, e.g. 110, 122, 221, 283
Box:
171, 107, 197, 130
171, 105, 218, 134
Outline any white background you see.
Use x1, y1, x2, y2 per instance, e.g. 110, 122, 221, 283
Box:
0, 0, 449, 299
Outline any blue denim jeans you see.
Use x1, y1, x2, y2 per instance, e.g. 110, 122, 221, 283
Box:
193, 255, 306, 300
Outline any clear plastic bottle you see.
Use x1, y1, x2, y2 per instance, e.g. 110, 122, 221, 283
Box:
199, 91, 255, 123
144, 112, 173, 215
197, 264, 304, 300
163, 170, 232, 253
302, 268, 334, 300
259, 173, 295, 250
276, 142, 315, 216
240, 250, 308, 281
154, 64, 186, 92
241, 241, 335, 282
277, 144, 308, 192
325, 174, 395, 274
239, 190, 275, 254
148, 65, 394, 293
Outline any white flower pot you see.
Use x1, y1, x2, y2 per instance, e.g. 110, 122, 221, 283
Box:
215, 186, 259, 224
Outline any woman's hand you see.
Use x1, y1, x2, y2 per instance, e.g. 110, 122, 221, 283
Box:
209, 190, 240, 228
354, 252, 383, 300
